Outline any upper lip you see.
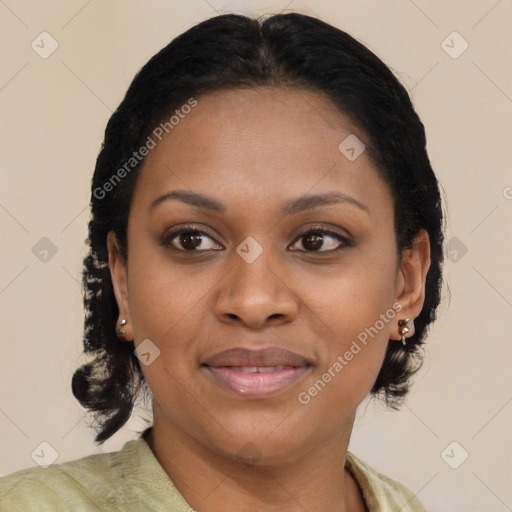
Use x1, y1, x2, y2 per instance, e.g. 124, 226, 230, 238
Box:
202, 347, 311, 368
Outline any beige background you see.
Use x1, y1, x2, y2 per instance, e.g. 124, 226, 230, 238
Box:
1, 1, 511, 510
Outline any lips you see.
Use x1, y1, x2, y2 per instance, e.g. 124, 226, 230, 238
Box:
202, 347, 310, 368
201, 347, 312, 398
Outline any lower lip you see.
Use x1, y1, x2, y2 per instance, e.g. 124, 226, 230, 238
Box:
204, 366, 310, 398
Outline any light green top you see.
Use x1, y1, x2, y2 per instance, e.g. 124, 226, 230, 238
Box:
0, 432, 426, 511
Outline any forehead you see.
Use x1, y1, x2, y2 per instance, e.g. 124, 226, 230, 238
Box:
131, 87, 392, 219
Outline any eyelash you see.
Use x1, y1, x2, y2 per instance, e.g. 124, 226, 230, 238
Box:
161, 225, 352, 253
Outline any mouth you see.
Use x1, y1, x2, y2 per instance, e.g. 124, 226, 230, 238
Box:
201, 347, 313, 398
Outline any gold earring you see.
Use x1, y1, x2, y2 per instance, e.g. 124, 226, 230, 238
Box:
116, 319, 127, 336
397, 318, 414, 346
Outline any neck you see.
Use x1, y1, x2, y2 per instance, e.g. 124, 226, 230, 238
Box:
145, 404, 363, 512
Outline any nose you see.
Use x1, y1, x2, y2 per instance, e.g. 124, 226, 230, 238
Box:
213, 246, 299, 330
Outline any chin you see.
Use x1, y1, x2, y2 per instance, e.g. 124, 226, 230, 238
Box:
201, 417, 315, 467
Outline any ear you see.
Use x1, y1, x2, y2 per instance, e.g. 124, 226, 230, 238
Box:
391, 229, 431, 341
107, 231, 133, 341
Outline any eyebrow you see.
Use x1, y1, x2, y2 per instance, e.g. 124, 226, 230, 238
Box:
281, 191, 369, 216
150, 190, 226, 213
149, 190, 369, 215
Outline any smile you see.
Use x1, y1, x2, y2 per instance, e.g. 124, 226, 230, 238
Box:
234, 365, 292, 372
203, 364, 311, 398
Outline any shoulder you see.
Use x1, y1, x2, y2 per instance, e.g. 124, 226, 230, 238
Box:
0, 438, 142, 511
346, 451, 427, 512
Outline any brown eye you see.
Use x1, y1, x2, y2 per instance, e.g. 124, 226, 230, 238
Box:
162, 228, 223, 252
177, 232, 203, 250
290, 228, 350, 252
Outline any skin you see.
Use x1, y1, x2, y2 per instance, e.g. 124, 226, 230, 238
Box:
108, 87, 431, 512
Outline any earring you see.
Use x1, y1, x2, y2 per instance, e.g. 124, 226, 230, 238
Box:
116, 318, 127, 336
397, 318, 414, 346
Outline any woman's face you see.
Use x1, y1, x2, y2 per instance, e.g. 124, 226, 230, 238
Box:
109, 87, 429, 464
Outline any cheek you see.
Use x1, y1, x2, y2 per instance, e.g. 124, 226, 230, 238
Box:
125, 224, 207, 329
125, 267, 204, 406
296, 275, 394, 419
128, 262, 208, 340
301, 251, 398, 344
296, 249, 398, 396
126, 252, 223, 381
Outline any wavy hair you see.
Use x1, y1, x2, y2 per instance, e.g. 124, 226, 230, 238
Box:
72, 12, 444, 444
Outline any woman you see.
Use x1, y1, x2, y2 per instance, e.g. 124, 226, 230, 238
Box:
0, 12, 443, 511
